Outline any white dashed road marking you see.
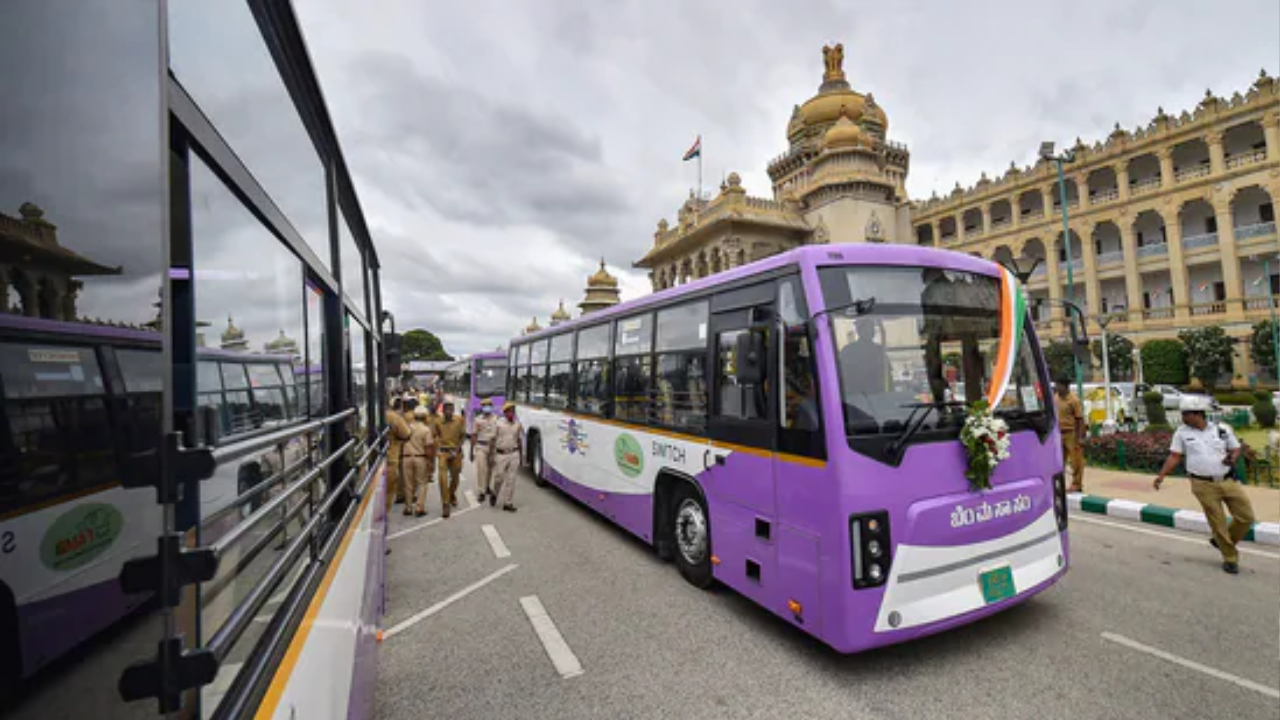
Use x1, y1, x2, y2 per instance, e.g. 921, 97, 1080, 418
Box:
520, 595, 584, 679
384, 565, 518, 639
465, 490, 479, 508
1101, 632, 1280, 699
387, 505, 480, 540
482, 524, 511, 558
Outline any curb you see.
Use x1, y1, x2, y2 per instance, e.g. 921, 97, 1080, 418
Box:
1067, 493, 1280, 547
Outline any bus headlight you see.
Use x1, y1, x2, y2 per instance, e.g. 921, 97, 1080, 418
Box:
850, 511, 891, 590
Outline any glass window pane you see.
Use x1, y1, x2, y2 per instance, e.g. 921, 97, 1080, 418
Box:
614, 314, 652, 355
529, 339, 549, 365
656, 301, 708, 352
168, 2, 329, 269
246, 363, 284, 389
572, 358, 609, 415
654, 353, 708, 432
339, 215, 366, 319
716, 329, 769, 420
0, 345, 105, 399
550, 333, 574, 362
547, 362, 572, 409
305, 281, 326, 417
117, 348, 165, 394
576, 324, 611, 359
613, 355, 652, 423
221, 363, 250, 391
350, 317, 368, 441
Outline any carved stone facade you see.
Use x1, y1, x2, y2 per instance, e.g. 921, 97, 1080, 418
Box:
913, 70, 1280, 382
0, 202, 119, 322
634, 43, 915, 290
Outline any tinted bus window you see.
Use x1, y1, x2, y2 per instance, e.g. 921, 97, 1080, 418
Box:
116, 348, 165, 458
117, 348, 165, 393
220, 362, 256, 434
613, 314, 653, 424
654, 302, 709, 432
0, 345, 105, 398
247, 363, 288, 422
528, 339, 549, 406
572, 324, 610, 415
475, 359, 506, 399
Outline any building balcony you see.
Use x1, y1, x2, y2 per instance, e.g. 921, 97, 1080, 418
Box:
990, 218, 1012, 232
1021, 208, 1045, 221
1190, 301, 1227, 316
1091, 188, 1120, 205
1182, 232, 1219, 250
1235, 221, 1277, 240
1131, 177, 1161, 196
1245, 295, 1279, 312
1059, 257, 1083, 273
965, 227, 984, 239
1175, 164, 1212, 184
1143, 306, 1175, 321
1137, 242, 1168, 259
1030, 263, 1047, 276
940, 234, 957, 244
1226, 149, 1268, 170
1097, 250, 1125, 266
1052, 199, 1080, 213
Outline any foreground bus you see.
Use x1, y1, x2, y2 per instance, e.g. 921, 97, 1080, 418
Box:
0, 314, 312, 696
509, 244, 1082, 653
441, 352, 508, 433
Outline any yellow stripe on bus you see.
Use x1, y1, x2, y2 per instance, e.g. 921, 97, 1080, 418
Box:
253, 462, 381, 720
541, 410, 827, 469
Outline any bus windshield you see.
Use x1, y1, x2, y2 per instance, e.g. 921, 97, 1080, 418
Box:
474, 359, 507, 398
818, 265, 1048, 440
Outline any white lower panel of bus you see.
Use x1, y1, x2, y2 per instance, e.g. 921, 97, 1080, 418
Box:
873, 510, 1064, 633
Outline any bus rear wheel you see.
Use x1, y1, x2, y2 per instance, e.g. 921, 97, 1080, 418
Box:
530, 435, 548, 487
672, 485, 713, 589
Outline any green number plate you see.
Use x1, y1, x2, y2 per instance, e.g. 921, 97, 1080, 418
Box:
979, 566, 1016, 604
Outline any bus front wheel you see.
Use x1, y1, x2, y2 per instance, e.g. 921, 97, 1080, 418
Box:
672, 484, 713, 589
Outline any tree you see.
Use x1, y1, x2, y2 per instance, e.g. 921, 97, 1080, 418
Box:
1140, 339, 1188, 385
1043, 340, 1076, 382
1177, 326, 1234, 390
1091, 332, 1135, 380
1249, 319, 1277, 379
401, 329, 453, 361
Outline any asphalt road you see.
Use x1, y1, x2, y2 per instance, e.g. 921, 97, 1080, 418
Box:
376, 462, 1280, 720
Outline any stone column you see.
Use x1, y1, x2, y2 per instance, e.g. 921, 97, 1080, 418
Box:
930, 220, 940, 245
1116, 162, 1131, 202
1079, 222, 1101, 317
1215, 200, 1244, 319
1207, 130, 1226, 176
980, 205, 991, 236
1042, 186, 1055, 220
956, 214, 967, 245
1264, 110, 1280, 163
1165, 211, 1191, 321
1158, 147, 1175, 189
1074, 173, 1090, 209
16, 275, 37, 318
1118, 220, 1145, 329
1011, 195, 1022, 229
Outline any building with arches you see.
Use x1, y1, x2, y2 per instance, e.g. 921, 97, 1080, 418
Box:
913, 70, 1278, 381
634, 43, 914, 290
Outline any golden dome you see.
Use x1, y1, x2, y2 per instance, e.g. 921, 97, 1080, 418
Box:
551, 300, 571, 322
222, 315, 244, 341
793, 44, 888, 138
587, 259, 618, 288
524, 317, 542, 334
822, 111, 868, 150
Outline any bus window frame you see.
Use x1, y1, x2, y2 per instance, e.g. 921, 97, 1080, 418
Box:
570, 323, 611, 418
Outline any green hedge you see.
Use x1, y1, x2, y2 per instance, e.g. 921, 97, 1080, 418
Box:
1141, 340, 1188, 385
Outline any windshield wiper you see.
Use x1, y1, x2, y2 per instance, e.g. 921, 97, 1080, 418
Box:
885, 400, 967, 460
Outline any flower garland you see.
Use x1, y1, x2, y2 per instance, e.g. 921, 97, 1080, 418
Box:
960, 399, 1010, 492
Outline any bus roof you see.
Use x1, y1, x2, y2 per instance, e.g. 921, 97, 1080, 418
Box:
515, 244, 1002, 342
0, 313, 295, 363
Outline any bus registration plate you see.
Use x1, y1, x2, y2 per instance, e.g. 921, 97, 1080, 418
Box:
979, 565, 1015, 604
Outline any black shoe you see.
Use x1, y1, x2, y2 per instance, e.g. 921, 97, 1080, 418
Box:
1223, 561, 1239, 574
489, 493, 497, 507
403, 509, 413, 516
394, 496, 404, 505
452, 500, 459, 508
1210, 537, 1220, 549
415, 510, 426, 518
503, 504, 517, 513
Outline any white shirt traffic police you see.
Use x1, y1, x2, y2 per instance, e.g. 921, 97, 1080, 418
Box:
1170, 422, 1240, 480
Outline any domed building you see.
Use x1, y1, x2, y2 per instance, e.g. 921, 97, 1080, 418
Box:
549, 300, 571, 326
635, 43, 913, 291
264, 329, 301, 361
522, 316, 542, 335
221, 315, 249, 352
579, 259, 621, 315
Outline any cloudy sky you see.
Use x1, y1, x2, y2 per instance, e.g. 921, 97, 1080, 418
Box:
8, 1, 1275, 361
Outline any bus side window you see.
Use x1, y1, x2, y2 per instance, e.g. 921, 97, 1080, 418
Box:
116, 348, 164, 457
0, 342, 117, 515
778, 277, 823, 457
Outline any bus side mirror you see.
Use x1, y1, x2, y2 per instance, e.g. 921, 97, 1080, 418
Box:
734, 331, 765, 385
385, 333, 403, 377
1065, 303, 1091, 365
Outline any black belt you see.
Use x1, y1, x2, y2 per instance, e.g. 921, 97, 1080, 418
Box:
403, 454, 426, 458
496, 448, 518, 455
1189, 473, 1225, 482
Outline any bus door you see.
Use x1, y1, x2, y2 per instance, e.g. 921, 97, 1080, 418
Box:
704, 282, 778, 596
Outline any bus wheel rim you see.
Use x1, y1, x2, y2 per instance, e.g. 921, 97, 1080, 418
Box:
676, 498, 708, 565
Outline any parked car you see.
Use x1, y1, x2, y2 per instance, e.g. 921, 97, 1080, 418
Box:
1137, 383, 1184, 410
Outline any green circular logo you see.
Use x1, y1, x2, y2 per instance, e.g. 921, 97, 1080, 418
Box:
40, 503, 124, 571
614, 434, 644, 478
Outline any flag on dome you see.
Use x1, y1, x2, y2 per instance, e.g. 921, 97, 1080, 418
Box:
682, 136, 701, 161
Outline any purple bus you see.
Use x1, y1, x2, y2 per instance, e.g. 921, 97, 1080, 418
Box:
441, 351, 507, 434
507, 244, 1086, 653
0, 313, 313, 693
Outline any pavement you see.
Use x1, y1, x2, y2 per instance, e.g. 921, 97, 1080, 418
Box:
1076, 467, 1280, 545
374, 459, 1280, 720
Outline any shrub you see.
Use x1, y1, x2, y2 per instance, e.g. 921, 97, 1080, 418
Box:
1249, 319, 1277, 378
1084, 430, 1175, 473
1254, 396, 1277, 429
1178, 326, 1234, 390
1213, 391, 1258, 406
1142, 390, 1168, 427
1043, 340, 1076, 383
1141, 340, 1188, 385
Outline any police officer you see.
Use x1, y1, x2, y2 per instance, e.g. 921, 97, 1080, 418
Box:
1054, 378, 1086, 492
490, 401, 525, 513
402, 406, 435, 517
385, 395, 412, 512
1154, 396, 1257, 574
436, 400, 467, 518
470, 399, 498, 505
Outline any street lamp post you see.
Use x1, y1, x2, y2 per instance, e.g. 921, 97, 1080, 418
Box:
1041, 141, 1082, 398
1095, 309, 1123, 433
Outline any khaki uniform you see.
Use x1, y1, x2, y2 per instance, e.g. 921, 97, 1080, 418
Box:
402, 418, 435, 514
1057, 392, 1085, 491
385, 409, 412, 512
492, 416, 524, 507
436, 415, 467, 509
472, 413, 498, 497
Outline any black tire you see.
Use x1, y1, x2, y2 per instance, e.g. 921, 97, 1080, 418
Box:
672, 483, 713, 589
530, 434, 548, 487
